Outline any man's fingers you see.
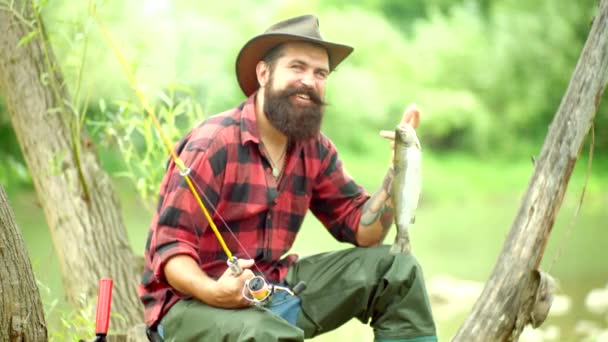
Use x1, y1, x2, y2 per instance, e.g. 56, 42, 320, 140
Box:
222, 258, 255, 277
240, 269, 255, 280
237, 258, 255, 269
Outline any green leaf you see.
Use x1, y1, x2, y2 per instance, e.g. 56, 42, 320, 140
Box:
99, 99, 106, 113
40, 72, 49, 86
47, 107, 63, 115
17, 30, 39, 47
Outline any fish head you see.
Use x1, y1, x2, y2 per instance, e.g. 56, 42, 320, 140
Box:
395, 124, 420, 148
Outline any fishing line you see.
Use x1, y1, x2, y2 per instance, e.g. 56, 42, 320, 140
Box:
93, 9, 240, 270
188, 180, 266, 276
93, 8, 306, 305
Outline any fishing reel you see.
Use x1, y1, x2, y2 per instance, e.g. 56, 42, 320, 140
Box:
242, 275, 307, 306
227, 257, 306, 306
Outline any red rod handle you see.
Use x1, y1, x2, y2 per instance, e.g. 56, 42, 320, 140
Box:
95, 278, 113, 335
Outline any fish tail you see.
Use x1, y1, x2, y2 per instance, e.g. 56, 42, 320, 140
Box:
389, 233, 411, 255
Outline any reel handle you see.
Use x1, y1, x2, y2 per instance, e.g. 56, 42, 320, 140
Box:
242, 277, 308, 306
292, 281, 307, 295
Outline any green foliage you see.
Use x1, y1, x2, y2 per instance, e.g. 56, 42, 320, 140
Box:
90, 84, 206, 205
38, 281, 95, 342
1, 0, 606, 188
45, 0, 606, 156
39, 279, 127, 341
0, 101, 30, 190
0, 0, 95, 191
17, 30, 39, 46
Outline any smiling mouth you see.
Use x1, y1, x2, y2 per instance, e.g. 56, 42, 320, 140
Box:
296, 93, 311, 100
284, 86, 325, 106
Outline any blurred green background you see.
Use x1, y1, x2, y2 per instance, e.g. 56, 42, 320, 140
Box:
1, 0, 607, 341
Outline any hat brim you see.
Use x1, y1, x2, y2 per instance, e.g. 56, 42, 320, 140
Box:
236, 33, 353, 96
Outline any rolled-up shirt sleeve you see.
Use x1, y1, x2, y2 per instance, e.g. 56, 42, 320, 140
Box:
309, 135, 370, 245
149, 137, 222, 282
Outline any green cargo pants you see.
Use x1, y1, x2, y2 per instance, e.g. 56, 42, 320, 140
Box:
159, 245, 437, 341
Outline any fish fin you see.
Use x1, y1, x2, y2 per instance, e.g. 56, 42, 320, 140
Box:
389, 236, 411, 255
389, 241, 411, 255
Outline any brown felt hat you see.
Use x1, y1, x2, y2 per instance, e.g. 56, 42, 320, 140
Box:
236, 14, 354, 96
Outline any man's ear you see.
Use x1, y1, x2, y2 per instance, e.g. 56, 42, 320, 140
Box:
256, 61, 270, 88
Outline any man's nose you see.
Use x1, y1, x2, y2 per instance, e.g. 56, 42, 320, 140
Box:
299, 71, 316, 88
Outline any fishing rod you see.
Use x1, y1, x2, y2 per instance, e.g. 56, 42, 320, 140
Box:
93, 13, 241, 274
92, 10, 305, 306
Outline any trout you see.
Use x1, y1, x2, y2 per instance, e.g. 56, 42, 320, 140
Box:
390, 124, 422, 254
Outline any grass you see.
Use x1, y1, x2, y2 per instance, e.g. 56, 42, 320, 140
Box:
8, 146, 608, 341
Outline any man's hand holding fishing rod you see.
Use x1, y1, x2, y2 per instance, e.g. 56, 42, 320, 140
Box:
164, 256, 256, 309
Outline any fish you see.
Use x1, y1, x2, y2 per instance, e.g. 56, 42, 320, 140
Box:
390, 124, 422, 254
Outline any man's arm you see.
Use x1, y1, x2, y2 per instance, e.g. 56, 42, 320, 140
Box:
356, 167, 394, 246
164, 255, 255, 308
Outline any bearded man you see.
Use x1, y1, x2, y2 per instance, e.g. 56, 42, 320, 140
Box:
139, 14, 437, 342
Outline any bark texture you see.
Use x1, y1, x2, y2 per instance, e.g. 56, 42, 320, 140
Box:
0, 1, 142, 331
453, 0, 608, 340
0, 185, 48, 341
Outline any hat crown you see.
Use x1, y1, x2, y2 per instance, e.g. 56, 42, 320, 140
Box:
264, 15, 323, 40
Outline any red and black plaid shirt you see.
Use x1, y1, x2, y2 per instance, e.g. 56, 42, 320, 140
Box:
138, 94, 369, 327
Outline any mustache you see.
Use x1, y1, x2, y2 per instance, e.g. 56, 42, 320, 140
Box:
283, 85, 326, 106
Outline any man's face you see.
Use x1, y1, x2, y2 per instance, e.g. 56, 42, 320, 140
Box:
261, 42, 330, 141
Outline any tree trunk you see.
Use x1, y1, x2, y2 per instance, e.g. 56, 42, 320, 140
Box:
0, 185, 47, 341
453, 0, 608, 340
0, 1, 142, 331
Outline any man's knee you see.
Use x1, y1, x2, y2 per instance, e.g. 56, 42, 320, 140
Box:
234, 310, 304, 341
392, 250, 423, 274
353, 245, 424, 282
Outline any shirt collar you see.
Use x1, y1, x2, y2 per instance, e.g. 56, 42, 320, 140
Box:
239, 93, 309, 152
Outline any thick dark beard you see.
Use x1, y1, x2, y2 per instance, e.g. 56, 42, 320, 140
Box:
263, 79, 326, 141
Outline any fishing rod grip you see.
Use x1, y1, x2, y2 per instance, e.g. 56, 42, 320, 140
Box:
95, 278, 113, 336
